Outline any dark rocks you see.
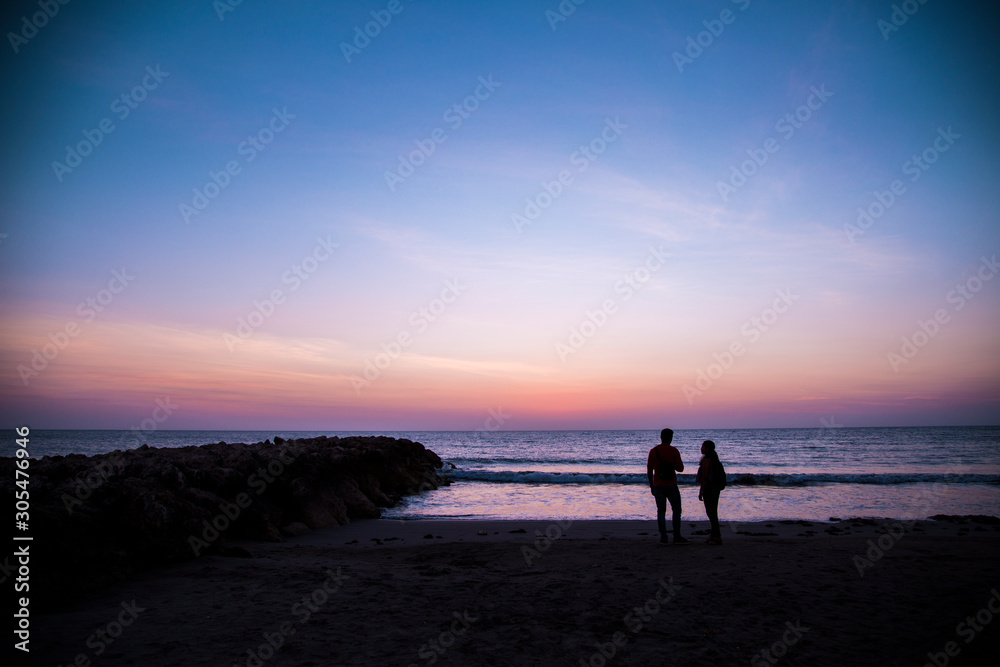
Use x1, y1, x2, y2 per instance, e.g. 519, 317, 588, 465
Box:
929, 514, 1000, 524
0, 435, 445, 609
281, 521, 311, 537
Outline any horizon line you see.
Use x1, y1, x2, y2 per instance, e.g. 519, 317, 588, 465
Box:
17, 424, 999, 432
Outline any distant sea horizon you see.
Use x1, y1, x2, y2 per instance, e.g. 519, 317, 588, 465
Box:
18, 426, 1000, 523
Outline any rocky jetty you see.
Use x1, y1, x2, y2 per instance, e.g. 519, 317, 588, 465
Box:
1, 435, 445, 608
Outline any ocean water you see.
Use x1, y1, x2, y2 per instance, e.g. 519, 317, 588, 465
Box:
21, 427, 1000, 522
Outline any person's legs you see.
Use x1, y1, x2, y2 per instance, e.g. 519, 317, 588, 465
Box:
653, 487, 668, 539
704, 490, 721, 541
664, 485, 683, 539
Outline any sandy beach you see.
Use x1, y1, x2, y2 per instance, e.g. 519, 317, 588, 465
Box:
31, 516, 1000, 666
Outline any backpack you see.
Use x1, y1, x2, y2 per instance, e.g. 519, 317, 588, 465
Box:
713, 458, 727, 491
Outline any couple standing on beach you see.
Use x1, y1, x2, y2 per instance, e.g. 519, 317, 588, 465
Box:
647, 428, 726, 546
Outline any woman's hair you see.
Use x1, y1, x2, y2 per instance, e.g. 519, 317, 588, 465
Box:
701, 439, 719, 463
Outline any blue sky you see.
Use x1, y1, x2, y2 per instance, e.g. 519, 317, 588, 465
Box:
1, 0, 998, 429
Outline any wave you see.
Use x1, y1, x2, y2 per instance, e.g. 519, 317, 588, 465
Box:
445, 456, 611, 465
443, 470, 1000, 487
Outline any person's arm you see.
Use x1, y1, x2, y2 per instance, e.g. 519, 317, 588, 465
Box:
647, 450, 655, 493
674, 449, 684, 474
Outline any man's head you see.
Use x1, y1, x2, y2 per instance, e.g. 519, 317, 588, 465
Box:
660, 428, 673, 444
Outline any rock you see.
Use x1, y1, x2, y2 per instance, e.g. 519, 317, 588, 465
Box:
930, 514, 1000, 525
334, 479, 381, 519
0, 435, 446, 610
281, 522, 311, 537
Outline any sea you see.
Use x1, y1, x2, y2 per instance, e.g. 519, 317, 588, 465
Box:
22, 426, 1000, 523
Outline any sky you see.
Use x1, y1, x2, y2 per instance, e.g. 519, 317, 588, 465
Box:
1, 0, 998, 431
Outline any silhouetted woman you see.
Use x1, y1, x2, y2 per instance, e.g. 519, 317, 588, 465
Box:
696, 440, 726, 545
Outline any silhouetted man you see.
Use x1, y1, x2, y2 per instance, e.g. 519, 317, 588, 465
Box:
647, 428, 690, 545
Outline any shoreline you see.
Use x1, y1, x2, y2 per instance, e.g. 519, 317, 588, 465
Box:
283, 515, 997, 547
